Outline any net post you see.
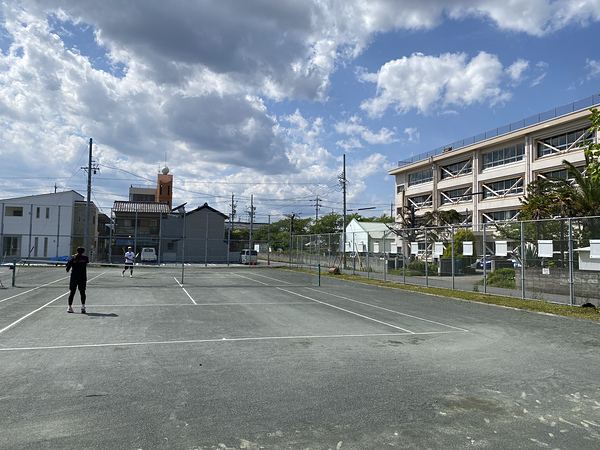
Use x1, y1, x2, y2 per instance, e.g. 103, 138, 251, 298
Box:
12, 258, 16, 286
318, 264, 321, 286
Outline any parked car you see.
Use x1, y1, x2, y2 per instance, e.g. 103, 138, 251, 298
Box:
470, 255, 516, 270
241, 249, 258, 265
141, 247, 157, 262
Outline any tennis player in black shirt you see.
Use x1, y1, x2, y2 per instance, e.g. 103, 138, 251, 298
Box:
66, 246, 89, 313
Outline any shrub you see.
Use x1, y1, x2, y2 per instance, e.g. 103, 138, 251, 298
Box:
476, 268, 516, 289
406, 260, 438, 276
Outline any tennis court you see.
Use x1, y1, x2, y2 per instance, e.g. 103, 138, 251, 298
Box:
1, 264, 600, 449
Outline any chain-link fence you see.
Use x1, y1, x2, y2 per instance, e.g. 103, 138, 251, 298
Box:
2, 204, 599, 307
287, 217, 600, 307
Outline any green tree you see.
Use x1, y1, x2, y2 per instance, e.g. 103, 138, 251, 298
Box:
520, 102, 600, 220
309, 212, 343, 235
583, 105, 600, 183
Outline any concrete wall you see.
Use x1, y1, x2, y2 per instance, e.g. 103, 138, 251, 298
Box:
515, 268, 600, 306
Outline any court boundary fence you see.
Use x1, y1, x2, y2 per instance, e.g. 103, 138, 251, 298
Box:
283, 216, 600, 308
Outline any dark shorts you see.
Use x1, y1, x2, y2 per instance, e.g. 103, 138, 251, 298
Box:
125, 262, 133, 266
69, 278, 86, 291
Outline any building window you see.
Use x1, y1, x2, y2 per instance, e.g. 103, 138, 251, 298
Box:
6, 206, 23, 217
482, 178, 523, 199
34, 237, 39, 257
407, 194, 433, 208
482, 143, 525, 169
408, 168, 433, 186
537, 128, 593, 157
44, 237, 48, 257
441, 187, 472, 205
36, 207, 40, 219
46, 207, 50, 219
396, 185, 404, 194
538, 166, 584, 181
482, 210, 520, 223
3, 236, 21, 256
441, 160, 472, 179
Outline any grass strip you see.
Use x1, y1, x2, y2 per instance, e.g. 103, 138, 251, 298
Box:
284, 267, 600, 323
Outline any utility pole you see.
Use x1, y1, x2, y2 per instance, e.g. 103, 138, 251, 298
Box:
249, 195, 255, 251
339, 154, 347, 266
230, 194, 236, 231
84, 138, 93, 253
314, 196, 322, 221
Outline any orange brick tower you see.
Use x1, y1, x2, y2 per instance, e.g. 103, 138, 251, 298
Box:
157, 166, 173, 208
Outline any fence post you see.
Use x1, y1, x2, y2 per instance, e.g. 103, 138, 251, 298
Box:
56, 206, 61, 261
366, 234, 370, 279
0, 202, 4, 260
451, 225, 455, 290
383, 231, 387, 282
521, 221, 525, 300
309, 235, 312, 270
482, 223, 487, 294
424, 227, 429, 287
569, 218, 574, 306
402, 230, 406, 284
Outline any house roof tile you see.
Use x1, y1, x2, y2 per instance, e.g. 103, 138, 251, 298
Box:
112, 201, 171, 214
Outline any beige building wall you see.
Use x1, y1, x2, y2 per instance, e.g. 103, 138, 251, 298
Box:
389, 106, 596, 230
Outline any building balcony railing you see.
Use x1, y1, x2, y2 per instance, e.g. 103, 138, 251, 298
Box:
114, 226, 160, 236
397, 94, 600, 168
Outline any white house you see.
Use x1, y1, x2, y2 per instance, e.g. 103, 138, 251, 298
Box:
0, 191, 98, 261
345, 219, 397, 254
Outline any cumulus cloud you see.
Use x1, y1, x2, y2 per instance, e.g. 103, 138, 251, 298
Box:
334, 116, 398, 145
359, 51, 513, 117
1, 0, 600, 215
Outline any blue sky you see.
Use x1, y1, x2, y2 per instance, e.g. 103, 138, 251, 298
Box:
0, 1, 599, 224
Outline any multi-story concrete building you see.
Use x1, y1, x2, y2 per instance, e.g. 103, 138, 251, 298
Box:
388, 95, 600, 233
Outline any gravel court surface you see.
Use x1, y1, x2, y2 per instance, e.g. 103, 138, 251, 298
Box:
1, 266, 600, 449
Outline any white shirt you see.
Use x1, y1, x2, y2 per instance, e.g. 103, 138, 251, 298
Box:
124, 251, 135, 263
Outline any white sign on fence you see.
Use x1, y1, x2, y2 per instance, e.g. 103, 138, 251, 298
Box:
463, 241, 473, 256
538, 240, 553, 258
495, 240, 508, 257
411, 242, 419, 255
590, 240, 600, 259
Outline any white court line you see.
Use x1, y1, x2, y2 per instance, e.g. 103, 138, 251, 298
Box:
0, 293, 68, 335
232, 272, 271, 285
0, 272, 106, 336
0, 276, 68, 303
174, 277, 197, 304
0, 330, 461, 352
276, 287, 415, 333
305, 287, 469, 332
46, 302, 315, 308
247, 272, 293, 285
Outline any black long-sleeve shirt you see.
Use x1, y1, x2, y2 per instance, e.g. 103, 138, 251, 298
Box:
66, 255, 89, 280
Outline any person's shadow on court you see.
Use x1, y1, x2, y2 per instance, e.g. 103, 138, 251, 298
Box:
84, 312, 119, 318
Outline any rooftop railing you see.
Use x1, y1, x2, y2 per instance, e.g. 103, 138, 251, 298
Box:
397, 94, 600, 168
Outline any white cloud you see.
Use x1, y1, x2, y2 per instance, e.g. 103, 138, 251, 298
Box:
586, 58, 600, 80
404, 127, 420, 143
1, 0, 600, 214
360, 51, 512, 117
506, 59, 530, 84
334, 116, 398, 145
